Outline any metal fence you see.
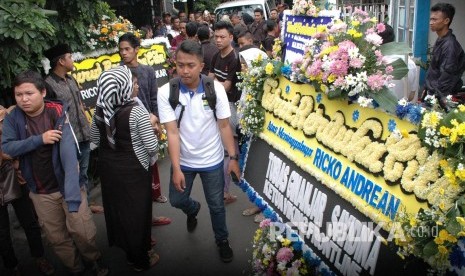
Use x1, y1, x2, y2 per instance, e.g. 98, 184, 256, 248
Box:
337, 3, 389, 23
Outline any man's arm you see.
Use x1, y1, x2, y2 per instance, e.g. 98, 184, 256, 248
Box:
2, 114, 44, 158
89, 115, 100, 147
59, 120, 81, 212
436, 42, 464, 97
148, 68, 159, 117
220, 80, 233, 93
218, 118, 240, 179
158, 83, 185, 192
164, 120, 186, 192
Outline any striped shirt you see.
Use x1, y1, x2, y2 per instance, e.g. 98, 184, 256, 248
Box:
90, 105, 158, 170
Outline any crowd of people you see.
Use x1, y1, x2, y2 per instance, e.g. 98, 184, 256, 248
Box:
0, 2, 464, 275
141, 5, 286, 54
0, 6, 279, 274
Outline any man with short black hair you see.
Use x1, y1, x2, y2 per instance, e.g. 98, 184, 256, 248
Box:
230, 13, 247, 49
159, 12, 172, 37
171, 21, 187, 48
198, 26, 219, 75
43, 44, 103, 214
209, 21, 241, 204
158, 40, 240, 263
178, 10, 187, 22
270, 8, 279, 22
248, 8, 266, 47
186, 21, 199, 41
262, 20, 279, 57
2, 70, 108, 276
424, 2, 465, 110
169, 16, 181, 38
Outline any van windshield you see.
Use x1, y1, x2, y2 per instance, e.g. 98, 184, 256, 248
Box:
215, 4, 264, 22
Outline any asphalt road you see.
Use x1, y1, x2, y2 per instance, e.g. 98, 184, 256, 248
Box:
3, 156, 258, 276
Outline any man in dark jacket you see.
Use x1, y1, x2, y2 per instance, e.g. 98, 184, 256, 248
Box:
248, 8, 266, 48
43, 43, 104, 214
2, 70, 107, 276
424, 3, 465, 111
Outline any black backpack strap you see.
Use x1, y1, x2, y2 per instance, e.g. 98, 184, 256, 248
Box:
169, 77, 180, 110
202, 75, 217, 121
169, 77, 184, 128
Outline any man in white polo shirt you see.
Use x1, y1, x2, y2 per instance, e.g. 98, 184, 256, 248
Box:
158, 40, 240, 263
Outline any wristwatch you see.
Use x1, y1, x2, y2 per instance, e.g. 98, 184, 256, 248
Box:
229, 154, 239, 161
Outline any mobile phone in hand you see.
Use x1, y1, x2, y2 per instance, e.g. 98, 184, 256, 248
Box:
231, 172, 239, 182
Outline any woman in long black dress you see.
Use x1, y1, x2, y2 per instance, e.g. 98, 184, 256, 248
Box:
90, 65, 159, 271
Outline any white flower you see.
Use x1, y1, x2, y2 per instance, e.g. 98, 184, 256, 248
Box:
425, 128, 436, 137
365, 33, 383, 46
356, 71, 368, 82
358, 96, 373, 107
348, 47, 359, 58
398, 98, 408, 107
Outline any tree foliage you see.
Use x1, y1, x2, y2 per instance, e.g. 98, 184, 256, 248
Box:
192, 0, 222, 13
0, 0, 55, 89
44, 0, 115, 52
0, 0, 114, 91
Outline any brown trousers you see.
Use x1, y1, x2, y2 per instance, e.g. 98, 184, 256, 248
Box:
29, 188, 101, 272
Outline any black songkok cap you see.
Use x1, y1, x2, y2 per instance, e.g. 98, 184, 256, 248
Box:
44, 43, 72, 61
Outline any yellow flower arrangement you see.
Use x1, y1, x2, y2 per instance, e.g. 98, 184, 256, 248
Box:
237, 55, 282, 136
86, 15, 141, 51
393, 104, 465, 274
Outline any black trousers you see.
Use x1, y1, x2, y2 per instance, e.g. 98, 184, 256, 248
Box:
0, 185, 44, 269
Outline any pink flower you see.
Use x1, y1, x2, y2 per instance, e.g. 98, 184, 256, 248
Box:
338, 40, 356, 50
259, 218, 272, 228
266, 261, 275, 275
365, 27, 375, 34
291, 58, 303, 71
329, 59, 349, 77
328, 22, 347, 34
367, 73, 385, 91
307, 59, 322, 77
376, 23, 386, 33
276, 247, 294, 263
385, 65, 394, 74
375, 50, 384, 63
333, 76, 345, 88
350, 57, 364, 68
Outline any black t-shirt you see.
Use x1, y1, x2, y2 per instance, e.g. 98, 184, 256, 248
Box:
211, 49, 241, 102
263, 35, 275, 54
201, 41, 219, 76
26, 108, 60, 194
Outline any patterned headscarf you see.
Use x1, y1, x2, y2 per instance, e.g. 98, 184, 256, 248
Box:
94, 65, 133, 149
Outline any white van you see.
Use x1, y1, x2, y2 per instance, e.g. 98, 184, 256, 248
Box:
214, 0, 276, 22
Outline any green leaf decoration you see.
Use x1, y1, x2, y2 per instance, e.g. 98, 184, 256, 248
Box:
327, 88, 342, 99
388, 58, 409, 80
442, 109, 465, 128
446, 219, 462, 236
423, 240, 439, 257
370, 88, 398, 113
380, 42, 412, 56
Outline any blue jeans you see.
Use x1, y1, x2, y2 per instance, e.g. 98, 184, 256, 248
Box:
78, 141, 91, 189
169, 163, 229, 242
